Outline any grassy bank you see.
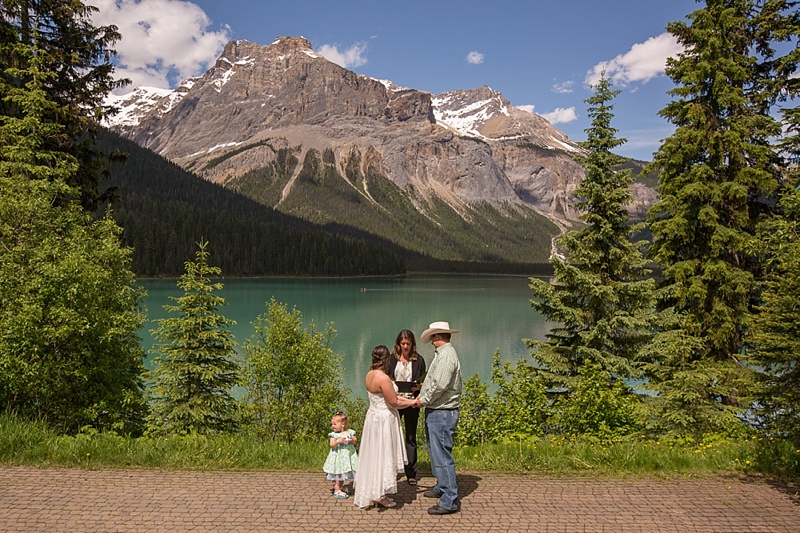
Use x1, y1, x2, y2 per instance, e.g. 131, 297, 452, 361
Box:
2, 414, 798, 480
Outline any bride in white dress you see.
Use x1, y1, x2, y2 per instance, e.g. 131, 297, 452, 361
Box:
354, 345, 416, 509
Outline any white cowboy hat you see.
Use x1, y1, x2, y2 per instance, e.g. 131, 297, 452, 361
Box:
420, 321, 460, 343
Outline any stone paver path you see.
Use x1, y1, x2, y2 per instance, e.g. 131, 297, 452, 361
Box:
1, 466, 798, 532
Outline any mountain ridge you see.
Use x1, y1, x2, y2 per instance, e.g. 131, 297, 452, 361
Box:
104, 36, 656, 264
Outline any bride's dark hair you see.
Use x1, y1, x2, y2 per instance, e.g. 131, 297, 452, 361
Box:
370, 345, 390, 371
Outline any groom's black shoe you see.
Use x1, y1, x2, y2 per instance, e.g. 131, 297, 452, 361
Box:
427, 504, 459, 515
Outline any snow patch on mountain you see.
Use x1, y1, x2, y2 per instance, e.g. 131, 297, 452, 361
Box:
431, 89, 581, 152
373, 78, 410, 92
190, 141, 242, 157
103, 86, 179, 128
209, 56, 256, 92
432, 93, 509, 139
551, 136, 580, 152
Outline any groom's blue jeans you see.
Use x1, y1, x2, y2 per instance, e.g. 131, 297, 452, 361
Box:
425, 408, 459, 510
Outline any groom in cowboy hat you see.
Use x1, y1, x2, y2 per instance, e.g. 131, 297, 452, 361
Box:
415, 321, 462, 515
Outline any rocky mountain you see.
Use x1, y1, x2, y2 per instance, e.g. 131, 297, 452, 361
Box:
104, 36, 655, 264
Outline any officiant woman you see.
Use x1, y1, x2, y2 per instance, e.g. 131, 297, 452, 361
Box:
387, 329, 427, 485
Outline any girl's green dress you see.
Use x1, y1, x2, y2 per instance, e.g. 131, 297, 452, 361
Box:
323, 429, 358, 481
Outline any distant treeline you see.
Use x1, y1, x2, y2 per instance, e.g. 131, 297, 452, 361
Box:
404, 255, 554, 277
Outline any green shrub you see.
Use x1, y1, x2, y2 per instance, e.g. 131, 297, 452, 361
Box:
555, 362, 642, 440
241, 298, 353, 442
488, 354, 551, 440
456, 375, 492, 445
456, 352, 551, 445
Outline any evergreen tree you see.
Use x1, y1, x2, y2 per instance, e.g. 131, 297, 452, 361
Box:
147, 241, 240, 435
526, 74, 655, 393
643, 0, 796, 436
0, 41, 146, 434
746, 71, 800, 444
0, 0, 127, 210
747, 185, 800, 444
0, 37, 75, 181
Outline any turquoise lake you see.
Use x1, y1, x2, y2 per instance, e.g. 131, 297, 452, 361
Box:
138, 275, 551, 397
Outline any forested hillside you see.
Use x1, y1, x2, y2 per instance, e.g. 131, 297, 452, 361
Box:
95, 130, 407, 277
96, 130, 556, 276
227, 144, 561, 266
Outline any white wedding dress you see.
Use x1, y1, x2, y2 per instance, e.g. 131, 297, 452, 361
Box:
353, 384, 407, 509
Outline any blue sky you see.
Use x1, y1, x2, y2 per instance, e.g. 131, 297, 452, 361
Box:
90, 0, 702, 162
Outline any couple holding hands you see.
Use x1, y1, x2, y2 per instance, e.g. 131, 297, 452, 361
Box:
354, 321, 462, 515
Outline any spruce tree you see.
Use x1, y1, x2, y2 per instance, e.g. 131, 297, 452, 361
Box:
747, 185, 800, 444
0, 0, 128, 210
746, 76, 800, 444
147, 241, 240, 435
526, 74, 655, 397
643, 0, 796, 436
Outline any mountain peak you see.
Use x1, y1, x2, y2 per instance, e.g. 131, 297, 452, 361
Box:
431, 86, 577, 150
269, 36, 314, 54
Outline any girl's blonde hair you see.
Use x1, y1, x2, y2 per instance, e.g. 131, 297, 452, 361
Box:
332, 411, 349, 430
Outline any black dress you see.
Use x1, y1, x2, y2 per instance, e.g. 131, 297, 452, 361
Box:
388, 354, 426, 480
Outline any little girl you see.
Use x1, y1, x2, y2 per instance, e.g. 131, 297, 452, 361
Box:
323, 411, 358, 499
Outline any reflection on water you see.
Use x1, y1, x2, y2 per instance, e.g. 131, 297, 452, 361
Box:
138, 275, 552, 398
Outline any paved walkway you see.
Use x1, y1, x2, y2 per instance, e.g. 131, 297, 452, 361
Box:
1, 466, 798, 532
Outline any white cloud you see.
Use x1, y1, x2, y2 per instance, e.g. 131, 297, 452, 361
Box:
586, 32, 683, 87
552, 81, 574, 94
541, 107, 578, 125
318, 42, 368, 69
89, 0, 230, 92
517, 104, 535, 113
466, 51, 484, 65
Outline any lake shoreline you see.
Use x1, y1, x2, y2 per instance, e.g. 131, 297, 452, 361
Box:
140, 276, 550, 396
